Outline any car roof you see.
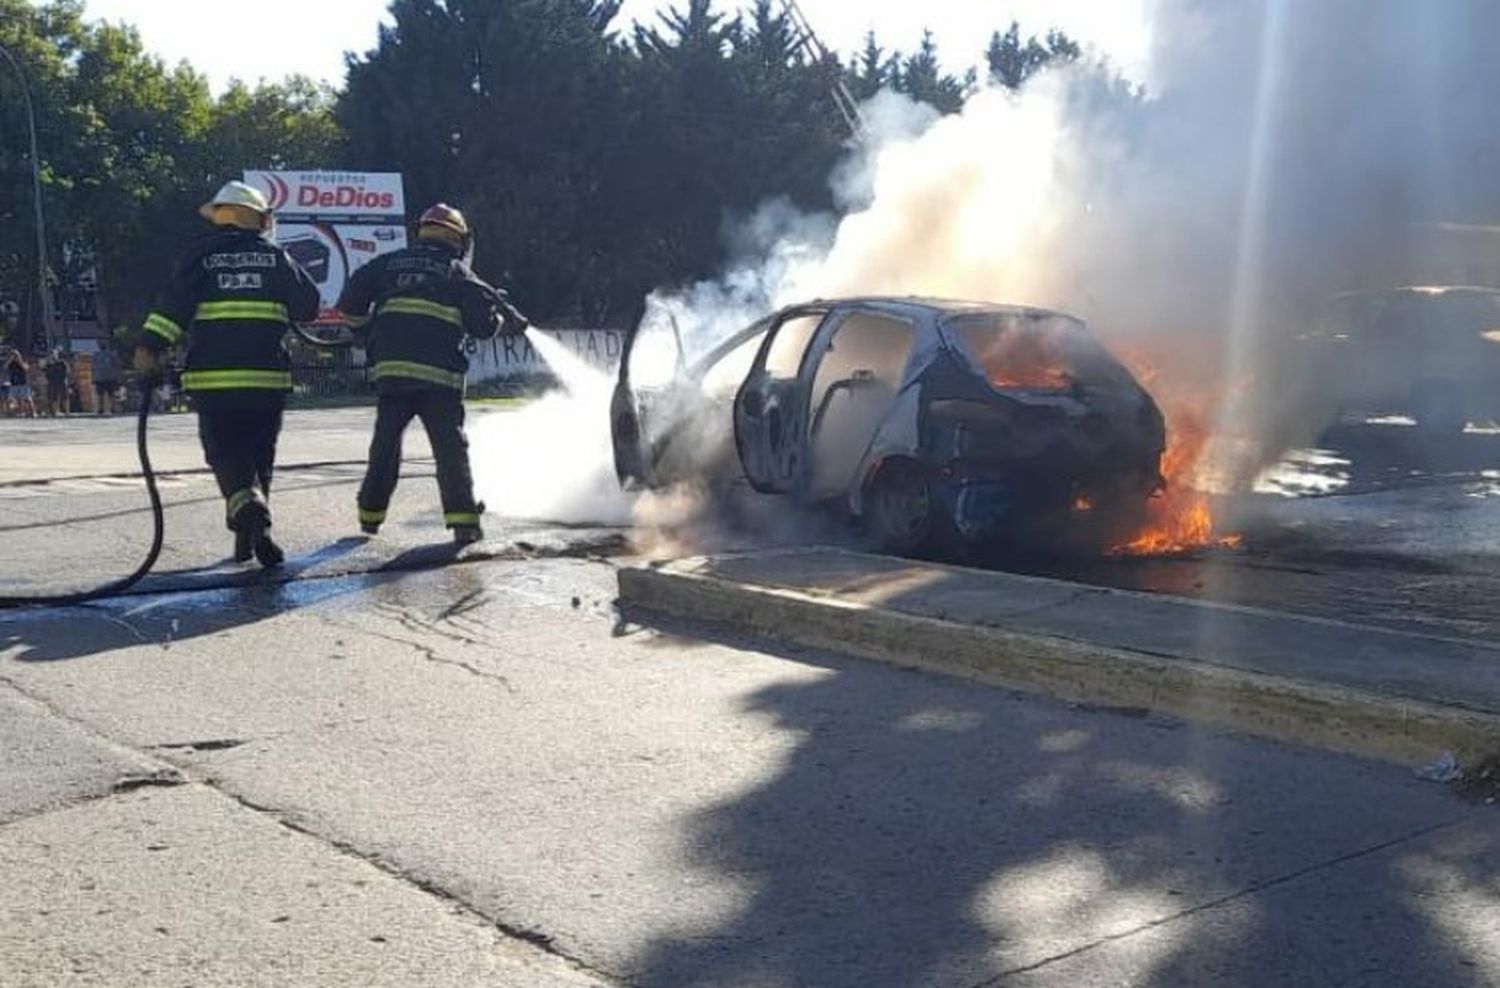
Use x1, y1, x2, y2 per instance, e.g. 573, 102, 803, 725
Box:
687, 296, 1089, 377
1332, 286, 1500, 302
784, 296, 1084, 323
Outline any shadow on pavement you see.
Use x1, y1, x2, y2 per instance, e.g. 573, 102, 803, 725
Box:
125, 536, 372, 597
0, 534, 555, 664
626, 618, 1495, 988
377, 542, 465, 572
1, 539, 376, 664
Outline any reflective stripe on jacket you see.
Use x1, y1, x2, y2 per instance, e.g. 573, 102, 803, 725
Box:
336, 242, 513, 393
138, 227, 321, 396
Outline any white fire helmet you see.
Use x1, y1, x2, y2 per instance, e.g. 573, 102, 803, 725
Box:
199, 181, 273, 229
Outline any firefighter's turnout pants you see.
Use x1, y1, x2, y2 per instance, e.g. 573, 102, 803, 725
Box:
137, 225, 321, 536
199, 401, 284, 531
357, 389, 480, 530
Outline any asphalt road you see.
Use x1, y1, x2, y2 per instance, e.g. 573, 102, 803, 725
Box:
998, 422, 1500, 643
5, 408, 1500, 640
0, 408, 1496, 986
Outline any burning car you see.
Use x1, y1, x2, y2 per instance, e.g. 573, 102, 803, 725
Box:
612, 297, 1166, 555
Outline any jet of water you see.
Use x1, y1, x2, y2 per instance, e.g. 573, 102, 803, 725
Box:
469, 328, 636, 525
526, 327, 610, 395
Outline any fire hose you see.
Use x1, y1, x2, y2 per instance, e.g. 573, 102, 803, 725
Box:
0, 371, 165, 609
0, 333, 348, 609
1, 288, 518, 609
0, 329, 334, 610
0, 330, 340, 610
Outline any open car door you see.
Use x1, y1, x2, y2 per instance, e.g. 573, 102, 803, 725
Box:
733, 307, 829, 494
610, 310, 686, 489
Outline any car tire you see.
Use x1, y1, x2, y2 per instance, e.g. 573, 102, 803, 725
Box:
1412, 381, 1466, 436
865, 461, 943, 556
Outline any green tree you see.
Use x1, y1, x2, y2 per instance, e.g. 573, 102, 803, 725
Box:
892, 31, 968, 114
0, 0, 88, 348
846, 31, 895, 102
0, 1, 348, 344
986, 21, 1081, 91
341, 0, 635, 323
341, 0, 847, 325
623, 0, 842, 292
203, 78, 343, 176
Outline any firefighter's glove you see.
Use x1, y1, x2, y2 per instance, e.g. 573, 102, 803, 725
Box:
483, 286, 528, 340
133, 346, 161, 384
499, 301, 530, 340
499, 314, 528, 340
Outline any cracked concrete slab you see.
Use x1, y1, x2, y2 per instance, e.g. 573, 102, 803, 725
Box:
3, 562, 1490, 988
620, 549, 1500, 763
0, 784, 612, 988
0, 683, 179, 826
993, 818, 1500, 988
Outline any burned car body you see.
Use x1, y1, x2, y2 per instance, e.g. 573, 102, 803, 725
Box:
612, 298, 1165, 554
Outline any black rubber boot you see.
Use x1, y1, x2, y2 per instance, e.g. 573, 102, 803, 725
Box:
233, 527, 254, 563
239, 507, 284, 569
452, 525, 484, 546
254, 532, 286, 569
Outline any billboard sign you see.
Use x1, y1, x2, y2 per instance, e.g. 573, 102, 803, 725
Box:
243, 170, 407, 324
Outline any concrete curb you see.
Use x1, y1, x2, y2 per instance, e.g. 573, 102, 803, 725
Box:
618, 563, 1500, 766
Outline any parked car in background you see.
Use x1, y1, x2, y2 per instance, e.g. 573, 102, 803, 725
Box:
612, 297, 1166, 555
1291, 286, 1500, 434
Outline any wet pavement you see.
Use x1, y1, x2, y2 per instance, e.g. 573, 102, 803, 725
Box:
1, 409, 1497, 986
0, 406, 625, 602
1011, 422, 1500, 643
5, 411, 1499, 640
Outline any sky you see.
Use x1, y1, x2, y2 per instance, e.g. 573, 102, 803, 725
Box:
71, 0, 1152, 93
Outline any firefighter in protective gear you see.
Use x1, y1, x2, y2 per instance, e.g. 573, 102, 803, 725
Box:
134, 180, 321, 567
337, 203, 526, 544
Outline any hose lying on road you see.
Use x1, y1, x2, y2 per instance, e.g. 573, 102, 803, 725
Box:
0, 312, 471, 610
0, 380, 165, 609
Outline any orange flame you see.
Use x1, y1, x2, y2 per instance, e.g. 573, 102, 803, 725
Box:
971, 327, 1074, 390
1110, 359, 1241, 557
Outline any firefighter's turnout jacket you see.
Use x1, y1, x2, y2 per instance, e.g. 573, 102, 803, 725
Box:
138, 227, 321, 405
336, 241, 524, 392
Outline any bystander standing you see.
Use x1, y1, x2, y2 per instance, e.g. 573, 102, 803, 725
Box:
5, 348, 37, 418
92, 346, 121, 415
43, 349, 69, 417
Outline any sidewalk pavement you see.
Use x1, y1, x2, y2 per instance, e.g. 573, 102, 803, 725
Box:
618, 548, 1500, 767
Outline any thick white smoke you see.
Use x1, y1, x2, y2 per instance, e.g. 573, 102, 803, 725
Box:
481, 1, 1500, 541
650, 0, 1500, 485
471, 331, 636, 526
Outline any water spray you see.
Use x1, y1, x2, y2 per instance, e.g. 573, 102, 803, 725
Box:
470, 326, 637, 526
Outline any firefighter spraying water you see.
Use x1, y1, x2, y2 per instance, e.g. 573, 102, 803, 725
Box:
337, 203, 528, 545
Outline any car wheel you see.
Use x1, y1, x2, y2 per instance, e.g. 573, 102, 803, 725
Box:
1412, 381, 1466, 435
866, 461, 940, 556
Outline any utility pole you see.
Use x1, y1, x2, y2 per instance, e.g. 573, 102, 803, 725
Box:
0, 41, 59, 352
779, 0, 864, 139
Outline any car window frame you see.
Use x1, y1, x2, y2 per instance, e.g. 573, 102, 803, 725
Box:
732, 303, 836, 494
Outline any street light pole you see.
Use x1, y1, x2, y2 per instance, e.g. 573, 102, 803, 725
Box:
0, 41, 58, 351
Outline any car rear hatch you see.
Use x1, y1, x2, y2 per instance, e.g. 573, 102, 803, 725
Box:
933, 309, 1165, 476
